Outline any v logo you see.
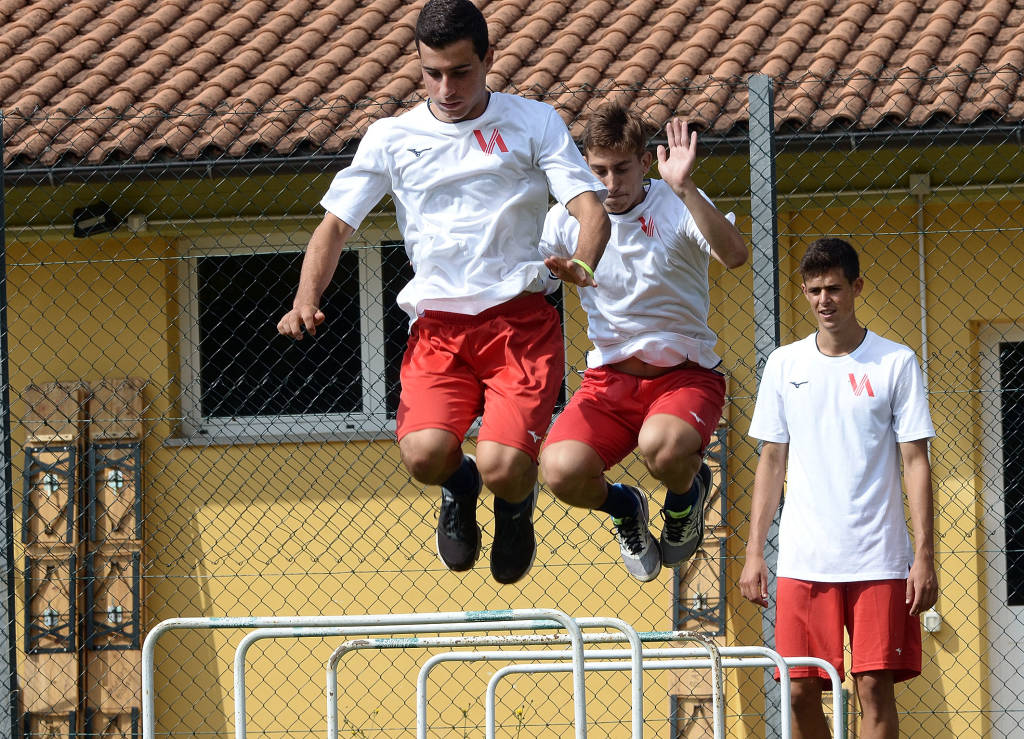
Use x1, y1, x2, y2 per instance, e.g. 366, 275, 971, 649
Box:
639, 215, 657, 237
473, 129, 508, 154
848, 373, 875, 397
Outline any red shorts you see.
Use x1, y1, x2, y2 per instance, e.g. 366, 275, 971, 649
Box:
542, 365, 725, 469
396, 293, 563, 462
774, 578, 922, 685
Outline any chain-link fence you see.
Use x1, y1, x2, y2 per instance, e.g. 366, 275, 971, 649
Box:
2, 70, 1023, 738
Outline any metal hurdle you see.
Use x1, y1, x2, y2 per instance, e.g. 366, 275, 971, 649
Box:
483, 654, 842, 739
231, 621, 575, 739
322, 617, 650, 739
230, 616, 644, 738
141, 609, 589, 739
410, 629, 724, 739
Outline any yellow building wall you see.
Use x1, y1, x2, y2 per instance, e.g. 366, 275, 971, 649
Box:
6, 189, 1022, 736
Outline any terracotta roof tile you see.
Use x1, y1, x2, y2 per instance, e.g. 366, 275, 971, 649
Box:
4, 0, 1024, 166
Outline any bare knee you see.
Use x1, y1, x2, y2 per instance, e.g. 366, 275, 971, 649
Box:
476, 442, 536, 503
855, 671, 897, 727
790, 678, 826, 716
539, 442, 605, 508
540, 452, 583, 499
637, 415, 702, 489
399, 430, 462, 484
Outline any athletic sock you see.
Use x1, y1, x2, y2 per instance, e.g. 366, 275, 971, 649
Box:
663, 477, 700, 515
494, 492, 532, 514
442, 455, 479, 499
598, 482, 641, 520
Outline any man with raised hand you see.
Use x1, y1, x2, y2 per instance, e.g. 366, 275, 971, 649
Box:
540, 103, 747, 582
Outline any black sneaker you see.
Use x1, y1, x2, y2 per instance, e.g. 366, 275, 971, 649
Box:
436, 457, 482, 572
490, 484, 537, 584
660, 462, 712, 567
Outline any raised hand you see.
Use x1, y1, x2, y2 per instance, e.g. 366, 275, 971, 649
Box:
656, 118, 698, 194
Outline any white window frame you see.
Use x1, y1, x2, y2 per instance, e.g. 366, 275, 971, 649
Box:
176, 228, 397, 444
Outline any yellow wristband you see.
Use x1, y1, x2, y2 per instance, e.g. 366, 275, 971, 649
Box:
571, 258, 595, 281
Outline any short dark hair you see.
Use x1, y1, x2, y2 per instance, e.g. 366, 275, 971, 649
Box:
415, 0, 489, 59
799, 237, 860, 283
582, 103, 652, 158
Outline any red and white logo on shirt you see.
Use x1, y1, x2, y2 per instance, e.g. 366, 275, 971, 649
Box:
639, 215, 658, 237
849, 373, 875, 397
473, 129, 508, 154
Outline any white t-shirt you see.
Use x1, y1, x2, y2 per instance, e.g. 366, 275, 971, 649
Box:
320, 92, 605, 320
539, 178, 729, 368
749, 330, 935, 581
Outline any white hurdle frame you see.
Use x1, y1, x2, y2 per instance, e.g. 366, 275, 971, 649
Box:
412, 629, 724, 739
141, 609, 588, 739
485, 655, 842, 739
232, 621, 569, 739
321, 617, 648, 739
230, 616, 642, 739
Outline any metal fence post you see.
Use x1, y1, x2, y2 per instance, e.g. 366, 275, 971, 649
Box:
747, 75, 782, 739
0, 110, 19, 739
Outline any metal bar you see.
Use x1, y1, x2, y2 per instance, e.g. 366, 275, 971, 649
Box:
748, 73, 781, 362
484, 655, 840, 739
0, 109, 20, 739
467, 640, 724, 739
416, 631, 724, 739
747, 73, 784, 739
322, 615, 591, 739
232, 620, 569, 739
142, 609, 587, 739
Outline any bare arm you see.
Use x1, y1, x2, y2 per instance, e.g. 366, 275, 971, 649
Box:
543, 190, 610, 287
276, 213, 355, 339
657, 119, 748, 269
739, 441, 787, 608
901, 438, 938, 615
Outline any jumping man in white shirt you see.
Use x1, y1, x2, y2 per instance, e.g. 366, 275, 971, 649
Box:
539, 104, 747, 581
277, 0, 610, 584
740, 238, 938, 739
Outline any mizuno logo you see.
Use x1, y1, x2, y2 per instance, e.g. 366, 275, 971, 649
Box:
639, 215, 657, 237
790, 381, 808, 389
526, 430, 542, 443
849, 373, 875, 397
408, 146, 432, 158
473, 128, 508, 154
689, 411, 705, 427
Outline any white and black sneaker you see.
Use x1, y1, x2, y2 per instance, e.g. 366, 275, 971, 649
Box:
436, 457, 482, 572
611, 486, 661, 582
490, 484, 537, 585
660, 462, 712, 567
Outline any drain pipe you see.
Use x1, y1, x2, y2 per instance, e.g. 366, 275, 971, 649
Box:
908, 173, 931, 391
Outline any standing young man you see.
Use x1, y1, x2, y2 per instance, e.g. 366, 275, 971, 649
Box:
277, 0, 610, 584
539, 104, 747, 582
740, 238, 938, 738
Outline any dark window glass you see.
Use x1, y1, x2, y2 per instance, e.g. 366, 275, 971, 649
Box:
382, 242, 414, 417
196, 251, 362, 417
1001, 341, 1024, 605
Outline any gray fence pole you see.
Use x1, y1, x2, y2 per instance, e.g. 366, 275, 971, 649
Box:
0, 112, 17, 739
747, 75, 783, 739
0, 112, 18, 739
